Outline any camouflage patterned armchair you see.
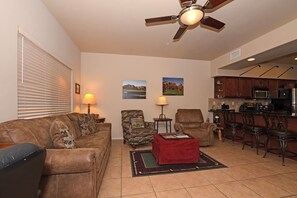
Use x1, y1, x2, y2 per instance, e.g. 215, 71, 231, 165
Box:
121, 110, 157, 148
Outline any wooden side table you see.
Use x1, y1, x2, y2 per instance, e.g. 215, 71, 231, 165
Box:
153, 118, 172, 133
216, 127, 223, 141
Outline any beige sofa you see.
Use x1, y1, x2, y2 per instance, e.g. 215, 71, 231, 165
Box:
174, 109, 216, 146
0, 113, 111, 198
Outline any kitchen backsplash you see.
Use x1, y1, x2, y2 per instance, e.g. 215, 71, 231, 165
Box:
208, 98, 271, 112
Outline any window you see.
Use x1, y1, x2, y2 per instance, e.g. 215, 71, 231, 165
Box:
17, 33, 71, 119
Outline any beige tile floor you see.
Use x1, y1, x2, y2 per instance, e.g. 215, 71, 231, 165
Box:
98, 139, 297, 198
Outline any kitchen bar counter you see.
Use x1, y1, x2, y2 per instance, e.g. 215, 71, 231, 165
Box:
209, 109, 297, 158
209, 109, 297, 131
209, 109, 297, 117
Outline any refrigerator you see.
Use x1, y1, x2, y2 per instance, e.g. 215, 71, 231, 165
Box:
292, 88, 297, 115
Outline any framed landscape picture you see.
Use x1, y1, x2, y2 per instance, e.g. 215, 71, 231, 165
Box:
122, 80, 146, 99
163, 77, 184, 96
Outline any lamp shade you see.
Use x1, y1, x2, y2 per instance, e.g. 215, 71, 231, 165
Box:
156, 96, 168, 106
180, 6, 204, 26
82, 93, 97, 105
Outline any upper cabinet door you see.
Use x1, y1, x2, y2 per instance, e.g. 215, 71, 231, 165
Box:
224, 77, 238, 98
252, 78, 269, 88
238, 78, 252, 98
278, 80, 296, 89
268, 79, 278, 98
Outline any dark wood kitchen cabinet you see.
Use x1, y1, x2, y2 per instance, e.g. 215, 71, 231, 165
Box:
252, 78, 269, 88
238, 78, 252, 98
214, 77, 238, 98
278, 80, 296, 89
214, 77, 224, 98
214, 77, 296, 99
268, 79, 278, 98
224, 77, 238, 98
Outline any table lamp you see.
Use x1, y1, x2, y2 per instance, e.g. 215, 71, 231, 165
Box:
156, 96, 168, 119
82, 93, 97, 114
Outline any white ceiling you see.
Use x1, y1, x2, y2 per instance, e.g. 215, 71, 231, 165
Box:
42, 0, 297, 61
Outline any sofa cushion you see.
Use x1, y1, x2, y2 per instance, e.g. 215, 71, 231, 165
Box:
75, 131, 110, 149
55, 115, 79, 139
78, 114, 98, 136
130, 117, 145, 129
50, 119, 76, 149
67, 113, 83, 137
0, 119, 50, 148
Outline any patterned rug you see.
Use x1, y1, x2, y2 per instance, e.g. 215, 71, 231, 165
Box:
130, 150, 227, 177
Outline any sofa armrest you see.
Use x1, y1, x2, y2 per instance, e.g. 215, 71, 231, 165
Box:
174, 123, 184, 133
96, 123, 111, 132
43, 148, 97, 175
201, 122, 217, 132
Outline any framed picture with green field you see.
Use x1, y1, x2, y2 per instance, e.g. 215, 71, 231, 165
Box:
162, 77, 184, 96
122, 80, 146, 99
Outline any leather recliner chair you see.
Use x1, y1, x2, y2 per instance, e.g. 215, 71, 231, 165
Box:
174, 109, 217, 146
0, 143, 46, 198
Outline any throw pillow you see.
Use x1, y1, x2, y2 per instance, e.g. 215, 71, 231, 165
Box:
130, 117, 145, 129
78, 114, 98, 136
50, 119, 76, 149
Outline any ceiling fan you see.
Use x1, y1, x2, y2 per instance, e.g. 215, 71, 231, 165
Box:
145, 0, 228, 40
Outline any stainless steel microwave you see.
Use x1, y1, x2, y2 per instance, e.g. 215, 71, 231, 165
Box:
253, 88, 269, 99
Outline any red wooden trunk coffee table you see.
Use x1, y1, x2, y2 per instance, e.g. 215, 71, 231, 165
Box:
152, 133, 199, 165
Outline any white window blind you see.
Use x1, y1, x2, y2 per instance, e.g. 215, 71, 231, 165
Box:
17, 33, 71, 119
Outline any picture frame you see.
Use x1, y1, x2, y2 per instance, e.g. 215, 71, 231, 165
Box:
122, 80, 146, 99
163, 77, 184, 96
75, 83, 80, 94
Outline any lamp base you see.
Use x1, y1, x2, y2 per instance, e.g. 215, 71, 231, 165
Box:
87, 104, 90, 114
159, 114, 166, 119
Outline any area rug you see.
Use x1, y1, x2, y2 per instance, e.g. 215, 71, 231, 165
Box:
130, 150, 227, 177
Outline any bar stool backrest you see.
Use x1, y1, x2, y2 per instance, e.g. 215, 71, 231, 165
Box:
241, 111, 255, 130
223, 110, 236, 124
263, 113, 288, 134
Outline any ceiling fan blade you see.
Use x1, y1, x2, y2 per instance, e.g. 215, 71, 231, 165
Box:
200, 16, 225, 30
145, 16, 177, 23
203, 0, 228, 10
173, 26, 188, 40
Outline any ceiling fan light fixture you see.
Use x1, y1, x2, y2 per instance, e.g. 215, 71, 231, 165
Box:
180, 5, 204, 26
294, 57, 297, 61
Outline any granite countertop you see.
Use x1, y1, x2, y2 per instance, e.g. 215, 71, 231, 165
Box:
209, 109, 297, 117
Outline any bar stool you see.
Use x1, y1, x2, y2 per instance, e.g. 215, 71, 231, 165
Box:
263, 112, 297, 166
241, 111, 265, 155
222, 110, 242, 143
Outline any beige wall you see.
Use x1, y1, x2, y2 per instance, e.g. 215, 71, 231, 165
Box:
211, 18, 297, 77
0, 0, 81, 122
81, 53, 213, 139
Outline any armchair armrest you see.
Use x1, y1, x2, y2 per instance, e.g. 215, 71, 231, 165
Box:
144, 121, 154, 129
96, 123, 111, 132
43, 148, 97, 175
201, 122, 217, 132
